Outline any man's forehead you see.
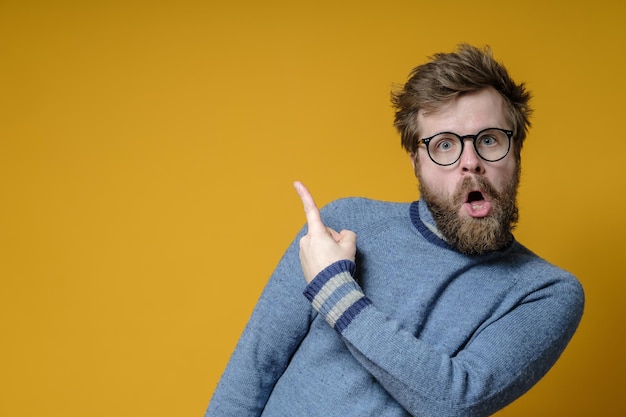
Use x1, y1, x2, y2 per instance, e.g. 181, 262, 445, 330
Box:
416, 89, 508, 135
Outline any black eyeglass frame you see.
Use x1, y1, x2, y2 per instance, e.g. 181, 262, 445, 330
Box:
417, 128, 514, 166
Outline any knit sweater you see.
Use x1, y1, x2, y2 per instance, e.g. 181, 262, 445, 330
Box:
205, 198, 584, 417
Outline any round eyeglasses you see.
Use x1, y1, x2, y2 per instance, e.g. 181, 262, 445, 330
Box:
417, 128, 513, 166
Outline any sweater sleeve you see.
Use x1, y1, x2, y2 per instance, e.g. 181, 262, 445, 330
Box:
205, 234, 312, 417
303, 261, 585, 417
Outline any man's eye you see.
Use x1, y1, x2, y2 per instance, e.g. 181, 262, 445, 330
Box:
479, 136, 497, 146
435, 140, 455, 151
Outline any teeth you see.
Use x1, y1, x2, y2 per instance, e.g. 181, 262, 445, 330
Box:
471, 203, 483, 209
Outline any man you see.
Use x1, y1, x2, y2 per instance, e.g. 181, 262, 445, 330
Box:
205, 44, 584, 417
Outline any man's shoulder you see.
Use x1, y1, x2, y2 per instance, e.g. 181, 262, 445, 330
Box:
319, 197, 412, 228
508, 241, 584, 298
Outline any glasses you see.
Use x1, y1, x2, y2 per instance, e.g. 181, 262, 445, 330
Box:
418, 128, 513, 166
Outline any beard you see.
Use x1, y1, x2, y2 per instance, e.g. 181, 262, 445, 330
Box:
417, 167, 520, 256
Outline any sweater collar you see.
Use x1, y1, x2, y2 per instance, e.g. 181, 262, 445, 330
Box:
409, 200, 451, 250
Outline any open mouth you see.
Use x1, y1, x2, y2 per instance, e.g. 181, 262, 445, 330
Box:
464, 190, 491, 217
467, 191, 485, 204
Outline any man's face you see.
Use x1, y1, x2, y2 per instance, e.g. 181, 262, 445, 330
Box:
411, 88, 520, 255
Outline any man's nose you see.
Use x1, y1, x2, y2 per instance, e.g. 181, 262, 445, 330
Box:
459, 139, 485, 174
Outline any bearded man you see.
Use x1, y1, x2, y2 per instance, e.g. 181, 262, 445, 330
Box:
205, 44, 584, 417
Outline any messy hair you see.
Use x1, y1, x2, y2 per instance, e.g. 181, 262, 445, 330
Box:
392, 44, 532, 158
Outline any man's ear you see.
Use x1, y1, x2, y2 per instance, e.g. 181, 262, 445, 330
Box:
409, 152, 417, 171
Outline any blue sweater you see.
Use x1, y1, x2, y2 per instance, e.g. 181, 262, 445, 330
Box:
206, 198, 584, 417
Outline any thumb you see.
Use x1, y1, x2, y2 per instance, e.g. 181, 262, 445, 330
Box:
327, 227, 342, 242
337, 229, 357, 261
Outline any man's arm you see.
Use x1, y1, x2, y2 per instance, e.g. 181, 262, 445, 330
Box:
336, 274, 583, 417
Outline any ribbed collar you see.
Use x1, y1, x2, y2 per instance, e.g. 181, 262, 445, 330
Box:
409, 200, 451, 250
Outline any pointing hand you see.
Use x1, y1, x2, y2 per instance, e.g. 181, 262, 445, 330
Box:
294, 181, 357, 283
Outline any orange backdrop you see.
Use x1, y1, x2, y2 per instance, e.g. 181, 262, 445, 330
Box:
1, 1, 624, 416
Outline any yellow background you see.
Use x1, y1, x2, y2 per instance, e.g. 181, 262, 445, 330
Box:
1, 1, 624, 416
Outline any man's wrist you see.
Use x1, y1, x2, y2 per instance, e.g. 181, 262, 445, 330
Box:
303, 259, 371, 332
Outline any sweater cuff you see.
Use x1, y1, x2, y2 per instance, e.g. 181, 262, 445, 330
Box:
303, 260, 372, 333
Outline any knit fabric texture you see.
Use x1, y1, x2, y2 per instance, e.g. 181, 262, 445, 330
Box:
205, 198, 584, 417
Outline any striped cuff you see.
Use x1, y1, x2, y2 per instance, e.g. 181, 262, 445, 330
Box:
303, 260, 372, 333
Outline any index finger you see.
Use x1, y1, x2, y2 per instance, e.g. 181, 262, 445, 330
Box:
293, 181, 326, 233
